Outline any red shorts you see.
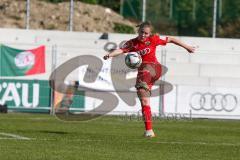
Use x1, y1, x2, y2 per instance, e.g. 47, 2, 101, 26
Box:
135, 62, 162, 91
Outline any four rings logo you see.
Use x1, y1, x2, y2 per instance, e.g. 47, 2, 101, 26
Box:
189, 92, 238, 112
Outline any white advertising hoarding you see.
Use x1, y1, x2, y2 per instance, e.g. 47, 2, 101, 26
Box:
78, 57, 161, 115
164, 85, 240, 119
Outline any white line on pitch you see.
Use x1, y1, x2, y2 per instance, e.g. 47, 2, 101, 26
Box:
0, 138, 16, 140
0, 132, 31, 140
33, 138, 240, 146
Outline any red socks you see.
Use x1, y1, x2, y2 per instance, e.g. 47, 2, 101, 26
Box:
142, 105, 152, 130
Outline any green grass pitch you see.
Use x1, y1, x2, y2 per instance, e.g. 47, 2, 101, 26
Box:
0, 113, 239, 160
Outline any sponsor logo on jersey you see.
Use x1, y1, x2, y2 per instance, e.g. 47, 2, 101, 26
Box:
137, 48, 150, 56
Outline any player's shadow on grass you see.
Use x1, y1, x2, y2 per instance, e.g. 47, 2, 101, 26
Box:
38, 130, 68, 134
15, 129, 69, 135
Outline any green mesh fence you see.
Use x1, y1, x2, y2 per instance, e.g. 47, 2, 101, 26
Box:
121, 0, 240, 37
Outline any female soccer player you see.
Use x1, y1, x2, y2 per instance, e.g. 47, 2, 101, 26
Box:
103, 21, 195, 137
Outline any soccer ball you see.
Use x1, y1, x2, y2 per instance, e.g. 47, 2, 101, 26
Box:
125, 53, 142, 69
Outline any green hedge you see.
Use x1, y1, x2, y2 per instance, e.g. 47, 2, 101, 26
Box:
113, 23, 135, 34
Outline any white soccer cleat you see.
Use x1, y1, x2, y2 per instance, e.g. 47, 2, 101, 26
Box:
144, 129, 156, 138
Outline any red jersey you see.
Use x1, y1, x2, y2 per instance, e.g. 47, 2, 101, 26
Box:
120, 34, 168, 63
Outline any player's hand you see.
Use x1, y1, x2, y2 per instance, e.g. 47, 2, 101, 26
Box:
103, 54, 110, 60
186, 46, 196, 53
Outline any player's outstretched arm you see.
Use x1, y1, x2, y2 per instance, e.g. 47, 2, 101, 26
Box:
103, 49, 124, 60
167, 36, 195, 53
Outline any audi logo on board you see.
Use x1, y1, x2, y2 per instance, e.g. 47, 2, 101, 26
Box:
189, 92, 238, 112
